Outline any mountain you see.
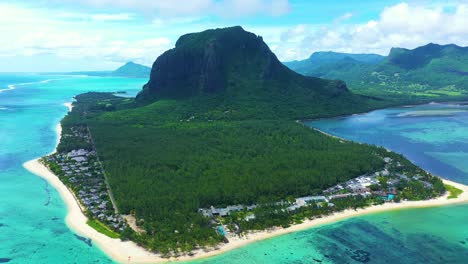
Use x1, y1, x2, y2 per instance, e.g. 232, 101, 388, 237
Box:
58, 62, 151, 78
386, 43, 464, 70
286, 44, 468, 101
112, 61, 151, 78
61, 26, 393, 254
283, 51, 384, 76
137, 26, 382, 119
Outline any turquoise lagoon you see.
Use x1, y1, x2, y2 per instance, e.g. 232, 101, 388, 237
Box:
307, 103, 468, 185
0, 74, 146, 263
1, 75, 467, 263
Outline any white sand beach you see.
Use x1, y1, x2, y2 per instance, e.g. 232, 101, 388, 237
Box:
22, 104, 468, 263
23, 157, 468, 264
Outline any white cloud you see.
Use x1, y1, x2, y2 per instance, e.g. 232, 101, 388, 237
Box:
101, 38, 172, 65
215, 0, 290, 17
17, 32, 172, 66
0, 3, 172, 68
59, 0, 291, 18
91, 14, 133, 21
57, 12, 134, 21
3, 1, 467, 71
152, 17, 202, 27
274, 2, 468, 61
280, 24, 307, 42
333, 12, 353, 24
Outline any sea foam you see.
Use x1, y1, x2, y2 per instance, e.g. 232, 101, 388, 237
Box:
0, 84, 16, 93
0, 78, 64, 94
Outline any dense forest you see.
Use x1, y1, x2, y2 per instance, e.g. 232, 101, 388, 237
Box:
56, 91, 446, 255
54, 27, 447, 256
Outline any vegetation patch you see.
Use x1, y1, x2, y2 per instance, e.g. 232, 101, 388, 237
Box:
59, 92, 445, 255
87, 219, 121, 239
444, 184, 463, 199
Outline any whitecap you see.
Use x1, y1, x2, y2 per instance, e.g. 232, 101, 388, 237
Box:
0, 78, 63, 94
0, 84, 16, 93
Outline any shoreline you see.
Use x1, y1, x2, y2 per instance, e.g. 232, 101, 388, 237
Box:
23, 157, 468, 264
64, 102, 73, 112
22, 103, 468, 263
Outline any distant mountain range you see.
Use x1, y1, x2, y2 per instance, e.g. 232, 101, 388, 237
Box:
284, 44, 468, 100
284, 52, 384, 76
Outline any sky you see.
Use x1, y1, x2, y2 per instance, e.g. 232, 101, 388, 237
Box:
0, 0, 467, 72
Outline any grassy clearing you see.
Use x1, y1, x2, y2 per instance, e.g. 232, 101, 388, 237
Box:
87, 219, 121, 239
444, 184, 463, 199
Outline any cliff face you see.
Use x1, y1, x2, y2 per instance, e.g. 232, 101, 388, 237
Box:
137, 26, 347, 102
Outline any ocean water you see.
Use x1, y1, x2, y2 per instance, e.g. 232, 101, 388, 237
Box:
0, 74, 146, 263
1, 75, 467, 263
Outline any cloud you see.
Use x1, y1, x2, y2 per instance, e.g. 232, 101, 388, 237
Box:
274, 2, 468, 61
60, 0, 291, 18
152, 17, 202, 27
0, 3, 172, 67
101, 38, 173, 65
92, 13, 133, 21
3, 0, 467, 71
0, 0, 291, 70
58, 12, 134, 21
280, 24, 307, 42
333, 12, 353, 24
215, 0, 290, 17
18, 32, 172, 66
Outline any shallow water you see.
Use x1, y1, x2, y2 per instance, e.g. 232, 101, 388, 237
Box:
307, 103, 468, 184
192, 204, 468, 264
0, 74, 146, 263
1, 76, 467, 263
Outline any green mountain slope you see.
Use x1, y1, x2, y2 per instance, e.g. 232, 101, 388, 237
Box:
59, 27, 404, 254
287, 44, 468, 101
137, 26, 384, 120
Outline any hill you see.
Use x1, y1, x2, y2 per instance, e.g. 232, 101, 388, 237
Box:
112, 61, 151, 78
56, 27, 405, 255
137, 26, 384, 119
284, 51, 384, 76
286, 44, 468, 101
59, 62, 151, 78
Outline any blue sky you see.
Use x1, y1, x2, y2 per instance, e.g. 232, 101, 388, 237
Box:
0, 0, 467, 72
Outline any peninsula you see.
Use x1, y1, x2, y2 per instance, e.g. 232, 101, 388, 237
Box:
24, 27, 468, 263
